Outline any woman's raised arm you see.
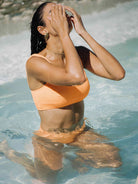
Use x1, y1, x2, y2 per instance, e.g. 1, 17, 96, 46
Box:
65, 6, 125, 80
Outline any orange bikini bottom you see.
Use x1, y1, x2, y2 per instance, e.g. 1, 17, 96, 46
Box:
33, 121, 86, 144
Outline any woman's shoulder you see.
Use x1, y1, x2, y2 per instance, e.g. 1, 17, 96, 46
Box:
27, 53, 47, 61
26, 54, 48, 75
26, 54, 48, 67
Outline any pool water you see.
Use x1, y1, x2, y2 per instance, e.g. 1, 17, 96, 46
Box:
0, 1, 138, 183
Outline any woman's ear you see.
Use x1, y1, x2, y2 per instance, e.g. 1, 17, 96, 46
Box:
37, 26, 48, 35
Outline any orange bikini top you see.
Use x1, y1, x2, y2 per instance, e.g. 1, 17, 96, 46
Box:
29, 54, 90, 110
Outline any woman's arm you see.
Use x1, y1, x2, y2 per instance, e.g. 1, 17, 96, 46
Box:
79, 32, 125, 80
50, 5, 86, 82
65, 6, 125, 80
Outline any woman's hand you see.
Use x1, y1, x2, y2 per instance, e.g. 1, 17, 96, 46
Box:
64, 6, 86, 35
48, 5, 69, 38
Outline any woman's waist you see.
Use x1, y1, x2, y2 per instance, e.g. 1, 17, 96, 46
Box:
34, 118, 86, 144
38, 101, 84, 132
40, 116, 84, 133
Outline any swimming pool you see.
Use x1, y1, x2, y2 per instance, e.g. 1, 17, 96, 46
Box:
0, 1, 138, 183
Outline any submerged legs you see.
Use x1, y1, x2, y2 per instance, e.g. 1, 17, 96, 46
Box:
68, 126, 122, 170
0, 126, 122, 182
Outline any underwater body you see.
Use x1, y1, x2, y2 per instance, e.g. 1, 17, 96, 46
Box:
0, 0, 138, 183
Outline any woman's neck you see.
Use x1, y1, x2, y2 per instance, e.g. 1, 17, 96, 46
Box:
46, 35, 64, 56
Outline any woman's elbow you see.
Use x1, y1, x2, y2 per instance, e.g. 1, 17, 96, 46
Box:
115, 69, 126, 81
74, 74, 86, 84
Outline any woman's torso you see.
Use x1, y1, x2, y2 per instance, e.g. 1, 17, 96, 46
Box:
26, 53, 86, 132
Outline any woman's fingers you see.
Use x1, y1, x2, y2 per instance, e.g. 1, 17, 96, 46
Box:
62, 6, 66, 18
64, 5, 85, 35
48, 4, 69, 36
58, 4, 61, 15
51, 4, 63, 19
51, 4, 75, 20
54, 5, 58, 16
51, 5, 55, 19
64, 6, 74, 13
58, 4, 64, 16
64, 6, 78, 17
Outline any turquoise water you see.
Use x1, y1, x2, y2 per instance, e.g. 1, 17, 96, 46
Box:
0, 1, 138, 183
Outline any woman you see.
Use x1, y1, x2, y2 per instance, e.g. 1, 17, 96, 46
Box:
0, 2, 125, 183
26, 1, 125, 169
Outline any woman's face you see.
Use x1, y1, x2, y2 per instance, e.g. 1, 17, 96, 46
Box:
42, 3, 73, 36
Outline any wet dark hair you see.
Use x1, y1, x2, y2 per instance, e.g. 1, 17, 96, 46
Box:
30, 2, 50, 55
